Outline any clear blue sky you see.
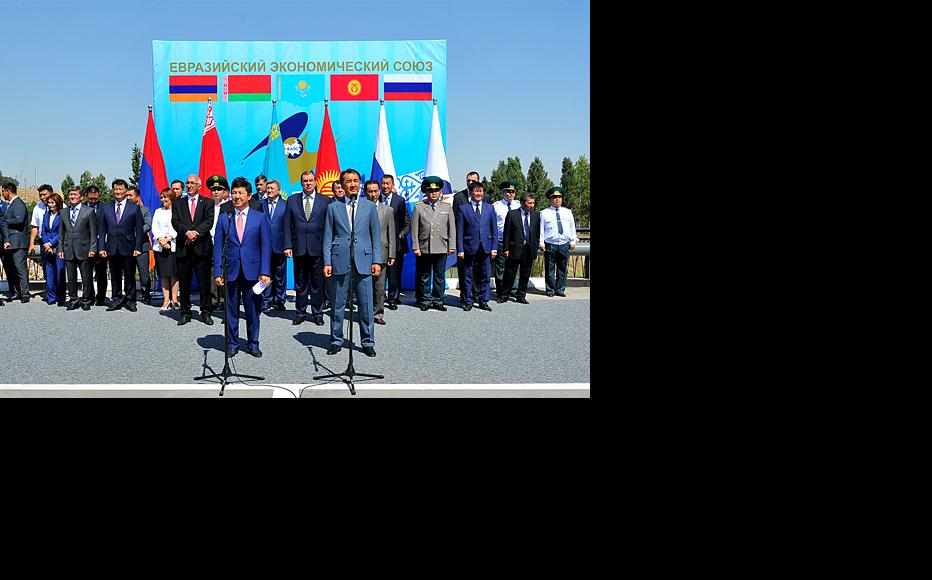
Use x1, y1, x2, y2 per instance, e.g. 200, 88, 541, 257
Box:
0, 0, 589, 191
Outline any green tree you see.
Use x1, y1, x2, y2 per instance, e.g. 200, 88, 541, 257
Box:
130, 144, 142, 188
526, 156, 553, 209
93, 173, 112, 202
0, 170, 18, 187
505, 157, 526, 193
488, 160, 509, 202
61, 174, 75, 195
487, 157, 527, 202
560, 157, 577, 210
78, 170, 94, 192
573, 155, 590, 226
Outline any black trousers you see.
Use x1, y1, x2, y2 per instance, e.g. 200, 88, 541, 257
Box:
88, 255, 109, 303
66, 257, 92, 304
502, 246, 535, 299
294, 253, 325, 317
1, 248, 29, 298
178, 253, 213, 315
134, 253, 151, 298
109, 254, 137, 305
417, 253, 447, 305
387, 250, 405, 304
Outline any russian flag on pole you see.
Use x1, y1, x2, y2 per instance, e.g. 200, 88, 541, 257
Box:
370, 101, 396, 186
140, 106, 168, 215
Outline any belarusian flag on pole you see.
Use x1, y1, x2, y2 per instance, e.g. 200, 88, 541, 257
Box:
198, 99, 227, 189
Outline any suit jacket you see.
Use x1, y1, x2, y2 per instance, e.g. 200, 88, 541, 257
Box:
283, 191, 331, 256
2, 196, 28, 249
59, 204, 98, 260
452, 188, 469, 217
262, 196, 287, 254
376, 202, 396, 263
213, 207, 272, 282
98, 200, 144, 256
502, 208, 542, 261
410, 200, 456, 255
323, 198, 382, 277
0, 200, 8, 246
455, 199, 497, 255
41, 211, 62, 251
171, 194, 215, 257
383, 192, 410, 254
139, 203, 152, 251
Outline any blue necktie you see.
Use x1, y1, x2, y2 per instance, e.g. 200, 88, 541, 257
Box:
474, 202, 480, 215
524, 212, 530, 241
555, 208, 564, 235
71, 207, 78, 226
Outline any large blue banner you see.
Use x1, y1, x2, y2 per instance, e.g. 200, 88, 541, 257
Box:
152, 40, 446, 201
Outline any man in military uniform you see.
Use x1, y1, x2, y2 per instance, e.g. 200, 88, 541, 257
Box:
410, 176, 456, 311
539, 186, 579, 297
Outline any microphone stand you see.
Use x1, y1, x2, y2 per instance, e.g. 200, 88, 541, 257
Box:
314, 196, 383, 395
195, 207, 264, 395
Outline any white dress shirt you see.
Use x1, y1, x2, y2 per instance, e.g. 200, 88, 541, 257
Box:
539, 205, 579, 246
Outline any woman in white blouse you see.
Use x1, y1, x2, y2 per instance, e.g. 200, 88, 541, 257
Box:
152, 187, 180, 310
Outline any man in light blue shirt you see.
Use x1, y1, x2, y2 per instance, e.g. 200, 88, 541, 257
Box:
538, 186, 578, 297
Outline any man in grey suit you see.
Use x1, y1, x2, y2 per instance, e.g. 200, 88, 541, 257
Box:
1, 182, 30, 302
0, 195, 7, 306
364, 180, 396, 325
58, 186, 98, 311
126, 186, 153, 305
323, 169, 382, 357
410, 176, 456, 311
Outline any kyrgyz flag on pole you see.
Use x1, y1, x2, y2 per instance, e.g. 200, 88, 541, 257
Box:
315, 103, 341, 197
141, 106, 168, 273
370, 101, 396, 186
198, 99, 227, 191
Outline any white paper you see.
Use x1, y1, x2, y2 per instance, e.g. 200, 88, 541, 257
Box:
252, 279, 268, 295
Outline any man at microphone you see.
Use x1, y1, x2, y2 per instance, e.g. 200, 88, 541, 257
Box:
213, 176, 272, 358
322, 168, 382, 357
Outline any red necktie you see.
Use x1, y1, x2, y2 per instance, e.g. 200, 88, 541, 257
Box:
190, 197, 196, 219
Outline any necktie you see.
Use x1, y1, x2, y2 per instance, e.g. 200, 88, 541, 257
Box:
524, 212, 530, 242
236, 212, 245, 242
555, 208, 564, 235
270, 200, 276, 216
474, 202, 480, 215
304, 195, 312, 220
349, 200, 356, 229
430, 203, 435, 213
71, 207, 78, 226
115, 202, 122, 224
190, 197, 196, 219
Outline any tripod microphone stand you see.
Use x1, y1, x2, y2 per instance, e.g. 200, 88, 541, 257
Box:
314, 196, 383, 395
194, 207, 264, 395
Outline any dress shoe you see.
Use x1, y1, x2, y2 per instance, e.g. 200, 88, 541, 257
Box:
177, 314, 192, 326
292, 314, 306, 325
95, 299, 107, 306
515, 297, 529, 304
326, 345, 342, 355
248, 346, 263, 358
431, 303, 447, 311
362, 346, 376, 357
313, 316, 324, 326
463, 304, 473, 311
546, 292, 555, 297
228, 346, 239, 357
67, 301, 81, 311
20, 297, 30, 303
125, 303, 137, 312
374, 317, 386, 324
201, 312, 213, 325
387, 302, 398, 310
497, 295, 508, 303
555, 291, 566, 297
82, 303, 91, 311
419, 303, 430, 311
275, 303, 286, 311
106, 302, 122, 311
476, 302, 492, 311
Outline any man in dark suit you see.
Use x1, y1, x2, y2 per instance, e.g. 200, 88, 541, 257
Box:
0, 194, 7, 305
501, 193, 542, 304
379, 174, 409, 309
126, 186, 153, 304
451, 171, 480, 305
283, 169, 331, 326
261, 179, 288, 311
455, 181, 497, 311
58, 186, 98, 311
1, 182, 30, 302
98, 179, 144, 311
84, 185, 109, 306
214, 177, 272, 358
172, 173, 216, 325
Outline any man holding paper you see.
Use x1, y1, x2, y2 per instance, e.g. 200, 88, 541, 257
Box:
213, 176, 272, 358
